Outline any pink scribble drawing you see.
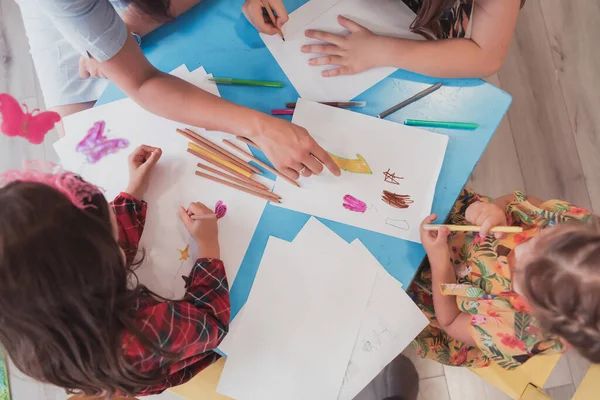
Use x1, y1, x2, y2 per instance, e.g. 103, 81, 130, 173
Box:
76, 121, 129, 164
214, 200, 227, 219
343, 195, 367, 213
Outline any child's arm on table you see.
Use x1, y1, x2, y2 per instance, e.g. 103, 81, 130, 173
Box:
421, 215, 475, 346
303, 0, 521, 78
112, 145, 162, 265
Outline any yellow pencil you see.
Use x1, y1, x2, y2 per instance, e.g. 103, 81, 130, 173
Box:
188, 142, 253, 178
423, 224, 523, 233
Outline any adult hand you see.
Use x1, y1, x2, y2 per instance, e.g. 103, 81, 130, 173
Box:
420, 214, 451, 264
179, 203, 220, 259
302, 16, 381, 77
125, 145, 162, 199
251, 116, 341, 180
79, 54, 107, 79
465, 201, 508, 239
242, 0, 289, 35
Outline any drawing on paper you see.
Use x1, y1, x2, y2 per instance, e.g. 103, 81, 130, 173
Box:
382, 169, 403, 185
76, 121, 129, 164
385, 218, 410, 230
381, 191, 414, 209
361, 318, 398, 353
214, 200, 227, 219
178, 244, 191, 261
328, 152, 372, 174
343, 195, 367, 213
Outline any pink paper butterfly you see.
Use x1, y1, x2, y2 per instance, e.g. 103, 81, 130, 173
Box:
77, 121, 129, 164
0, 93, 61, 144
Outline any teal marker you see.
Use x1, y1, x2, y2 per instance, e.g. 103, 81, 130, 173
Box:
209, 77, 283, 88
404, 119, 479, 130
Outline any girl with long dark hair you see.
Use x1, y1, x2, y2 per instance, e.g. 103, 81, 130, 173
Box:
0, 145, 229, 397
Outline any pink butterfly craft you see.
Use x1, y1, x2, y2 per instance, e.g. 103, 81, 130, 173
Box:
77, 121, 129, 164
0, 93, 61, 144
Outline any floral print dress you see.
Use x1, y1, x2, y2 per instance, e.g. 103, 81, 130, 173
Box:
408, 189, 595, 370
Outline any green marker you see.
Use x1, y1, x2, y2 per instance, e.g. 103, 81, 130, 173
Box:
404, 119, 479, 130
209, 77, 283, 88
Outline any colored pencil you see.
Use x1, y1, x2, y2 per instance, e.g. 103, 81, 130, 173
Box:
187, 148, 256, 185
285, 101, 366, 109
188, 142, 253, 178
196, 162, 272, 193
222, 139, 301, 188
271, 109, 294, 115
179, 128, 261, 174
236, 136, 260, 149
195, 171, 281, 203
377, 83, 442, 119
262, 1, 285, 41
208, 77, 283, 88
191, 215, 217, 220
423, 224, 523, 233
404, 119, 479, 130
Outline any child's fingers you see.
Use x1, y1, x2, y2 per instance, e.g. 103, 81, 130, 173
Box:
435, 226, 451, 242
421, 214, 438, 226
269, 0, 289, 26
178, 206, 193, 230
188, 202, 213, 215
337, 15, 365, 33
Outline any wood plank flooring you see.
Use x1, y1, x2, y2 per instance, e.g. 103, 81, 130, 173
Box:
1, 0, 599, 399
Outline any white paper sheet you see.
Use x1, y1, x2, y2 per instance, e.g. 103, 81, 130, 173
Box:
290, 219, 427, 399
53, 67, 270, 297
338, 240, 428, 400
273, 99, 448, 243
261, 0, 422, 102
217, 237, 377, 400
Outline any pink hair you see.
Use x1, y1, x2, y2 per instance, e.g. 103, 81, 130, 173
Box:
0, 162, 102, 210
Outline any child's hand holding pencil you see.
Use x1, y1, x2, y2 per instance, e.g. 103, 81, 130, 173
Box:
179, 202, 220, 260
243, 0, 288, 38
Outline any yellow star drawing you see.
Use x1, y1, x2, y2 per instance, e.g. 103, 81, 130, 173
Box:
178, 244, 190, 261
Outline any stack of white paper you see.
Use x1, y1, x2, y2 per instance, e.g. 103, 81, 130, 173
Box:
262, 0, 423, 101
218, 218, 429, 400
53, 66, 271, 298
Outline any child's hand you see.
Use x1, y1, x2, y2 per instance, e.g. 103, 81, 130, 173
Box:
302, 16, 382, 77
420, 214, 451, 265
243, 0, 289, 35
125, 145, 162, 200
465, 201, 507, 239
179, 203, 220, 260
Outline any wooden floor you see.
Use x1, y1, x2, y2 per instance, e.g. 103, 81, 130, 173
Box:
1, 0, 598, 399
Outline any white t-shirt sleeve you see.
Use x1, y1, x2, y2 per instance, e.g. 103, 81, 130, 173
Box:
37, 0, 128, 61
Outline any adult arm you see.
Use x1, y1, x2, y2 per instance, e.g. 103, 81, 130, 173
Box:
37, 0, 340, 180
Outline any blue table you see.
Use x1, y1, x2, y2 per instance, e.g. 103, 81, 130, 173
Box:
98, 0, 512, 319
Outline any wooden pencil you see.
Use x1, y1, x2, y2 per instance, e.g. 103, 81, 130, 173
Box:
236, 136, 260, 149
177, 128, 259, 175
182, 128, 262, 175
423, 224, 523, 233
187, 148, 257, 183
222, 139, 301, 188
195, 170, 281, 203
191, 215, 217, 220
196, 162, 275, 195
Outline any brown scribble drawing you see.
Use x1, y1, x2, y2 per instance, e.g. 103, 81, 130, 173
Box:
382, 169, 403, 185
382, 191, 414, 209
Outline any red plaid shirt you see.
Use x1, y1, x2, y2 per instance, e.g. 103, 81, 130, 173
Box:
111, 193, 230, 396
